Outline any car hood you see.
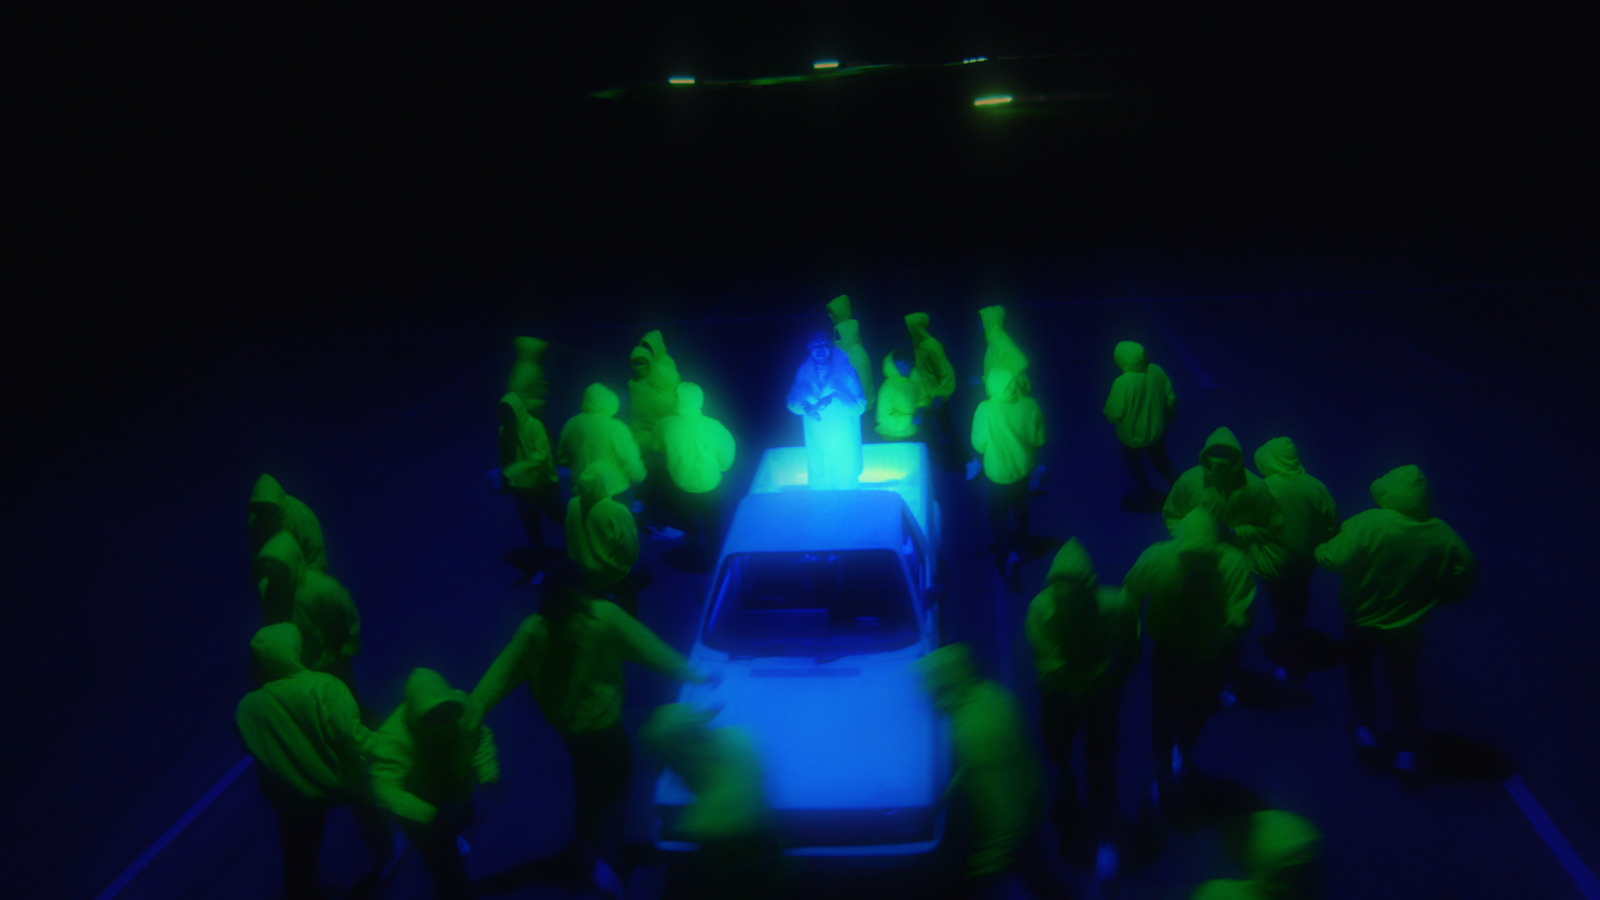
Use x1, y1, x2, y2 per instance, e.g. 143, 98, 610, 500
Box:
665, 647, 943, 812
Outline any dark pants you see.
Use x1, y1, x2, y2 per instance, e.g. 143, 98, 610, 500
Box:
666, 830, 791, 900
667, 482, 723, 550
1150, 644, 1235, 768
987, 478, 1030, 558
564, 724, 634, 850
1344, 622, 1424, 751
259, 772, 392, 900
1039, 685, 1122, 838
399, 803, 475, 900
511, 482, 563, 557
1120, 439, 1180, 492
595, 568, 649, 618
1264, 568, 1314, 634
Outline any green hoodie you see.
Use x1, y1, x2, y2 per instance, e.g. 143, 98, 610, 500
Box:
506, 336, 549, 415
834, 318, 875, 411
248, 474, 328, 573
629, 330, 682, 449
1127, 508, 1257, 661
905, 312, 956, 401
654, 382, 737, 494
564, 460, 639, 590
1252, 438, 1338, 579
915, 644, 1043, 878
875, 351, 919, 439
235, 623, 370, 801
1315, 465, 1476, 630
474, 601, 700, 735
971, 367, 1046, 485
978, 306, 1031, 397
497, 391, 557, 490
1025, 540, 1140, 700
1190, 810, 1322, 900
254, 532, 361, 672
826, 294, 852, 325
1102, 341, 1177, 449
1163, 427, 1285, 574
639, 704, 775, 845
557, 383, 646, 495
370, 668, 499, 825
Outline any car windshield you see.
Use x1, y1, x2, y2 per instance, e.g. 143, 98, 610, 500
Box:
703, 550, 919, 657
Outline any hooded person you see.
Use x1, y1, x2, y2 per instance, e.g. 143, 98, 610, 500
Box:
473, 567, 711, 891
1315, 465, 1475, 782
1252, 438, 1339, 680
1026, 540, 1138, 878
978, 305, 1031, 397
825, 293, 853, 327
875, 350, 920, 440
248, 474, 329, 574
1124, 508, 1256, 815
1103, 341, 1181, 500
1163, 427, 1285, 574
628, 330, 682, 452
370, 668, 499, 900
565, 459, 642, 614
905, 312, 960, 456
833, 317, 875, 412
506, 336, 550, 416
653, 382, 736, 553
498, 391, 562, 566
235, 623, 393, 900
971, 366, 1046, 589
786, 329, 868, 491
254, 531, 362, 685
638, 704, 788, 899
1190, 810, 1323, 900
916, 644, 1046, 890
557, 382, 647, 498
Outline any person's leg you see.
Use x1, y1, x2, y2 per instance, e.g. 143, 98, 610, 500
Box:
565, 725, 635, 859
269, 791, 327, 900
511, 488, 547, 555
1009, 479, 1031, 546
1083, 685, 1123, 839
402, 817, 472, 900
1149, 647, 1182, 779
987, 479, 1009, 560
1344, 622, 1381, 732
1146, 438, 1181, 485
700, 485, 723, 551
1384, 628, 1425, 753
1177, 652, 1227, 762
1039, 689, 1085, 829
1121, 443, 1152, 494
349, 795, 396, 871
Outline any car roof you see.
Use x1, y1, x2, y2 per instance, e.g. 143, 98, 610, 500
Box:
722, 490, 908, 554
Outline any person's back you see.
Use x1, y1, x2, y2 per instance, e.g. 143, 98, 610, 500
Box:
905, 312, 956, 402
1316, 465, 1476, 630
629, 330, 681, 448
656, 383, 736, 494
1164, 427, 1282, 573
1103, 342, 1176, 450
833, 316, 875, 411
1130, 511, 1257, 662
875, 351, 920, 439
254, 532, 360, 674
979, 305, 1031, 396
498, 391, 557, 490
971, 367, 1045, 486
1027, 541, 1139, 702
1253, 438, 1336, 571
370, 668, 498, 824
249, 473, 329, 573
558, 383, 645, 495
236, 624, 367, 801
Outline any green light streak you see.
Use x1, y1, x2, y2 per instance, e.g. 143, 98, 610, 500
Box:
668, 75, 695, 85
973, 94, 1013, 107
813, 60, 839, 69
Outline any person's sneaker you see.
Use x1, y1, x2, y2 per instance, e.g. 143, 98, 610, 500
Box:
1393, 750, 1424, 793
1029, 465, 1047, 492
456, 835, 471, 856
1095, 841, 1119, 885
592, 857, 624, 898
1219, 686, 1238, 709
1349, 724, 1385, 772
965, 459, 983, 482
1003, 551, 1023, 592
647, 525, 686, 541
630, 499, 645, 514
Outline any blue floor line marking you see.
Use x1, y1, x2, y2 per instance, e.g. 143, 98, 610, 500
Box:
1138, 301, 1218, 390
95, 755, 254, 900
1504, 774, 1600, 899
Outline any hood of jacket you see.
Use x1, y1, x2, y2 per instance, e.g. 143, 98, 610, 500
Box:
403, 667, 470, 729
834, 318, 863, 348
674, 381, 705, 416
914, 643, 979, 709
984, 366, 1020, 402
578, 459, 625, 507
882, 350, 909, 382
1045, 539, 1098, 593
512, 336, 547, 363
258, 530, 307, 590
496, 391, 532, 429
1113, 341, 1149, 374
1253, 437, 1304, 478
1199, 427, 1246, 490
1174, 507, 1222, 553
1245, 810, 1322, 880
249, 473, 287, 513
640, 330, 670, 360
905, 312, 932, 341
978, 305, 1006, 336
580, 383, 621, 417
1371, 464, 1431, 520
826, 295, 853, 324
250, 623, 307, 682
629, 345, 654, 377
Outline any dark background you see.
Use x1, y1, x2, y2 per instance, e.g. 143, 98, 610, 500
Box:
11, 3, 1599, 898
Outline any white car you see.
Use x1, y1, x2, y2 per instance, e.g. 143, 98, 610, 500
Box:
654, 442, 951, 855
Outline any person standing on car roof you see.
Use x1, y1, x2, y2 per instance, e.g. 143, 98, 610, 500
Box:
787, 329, 868, 490
828, 295, 875, 411
473, 565, 713, 896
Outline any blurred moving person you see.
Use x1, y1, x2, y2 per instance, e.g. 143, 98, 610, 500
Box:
1190, 810, 1322, 900
970, 366, 1045, 591
1252, 438, 1339, 682
371, 668, 500, 900
248, 473, 329, 573
1026, 539, 1138, 886
235, 624, 394, 900
1315, 465, 1476, 788
507, 336, 550, 416
1102, 341, 1180, 507
786, 329, 868, 490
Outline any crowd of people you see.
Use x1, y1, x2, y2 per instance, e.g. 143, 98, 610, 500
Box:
235, 295, 1478, 899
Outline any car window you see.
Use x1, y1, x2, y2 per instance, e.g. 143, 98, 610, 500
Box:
704, 550, 917, 657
